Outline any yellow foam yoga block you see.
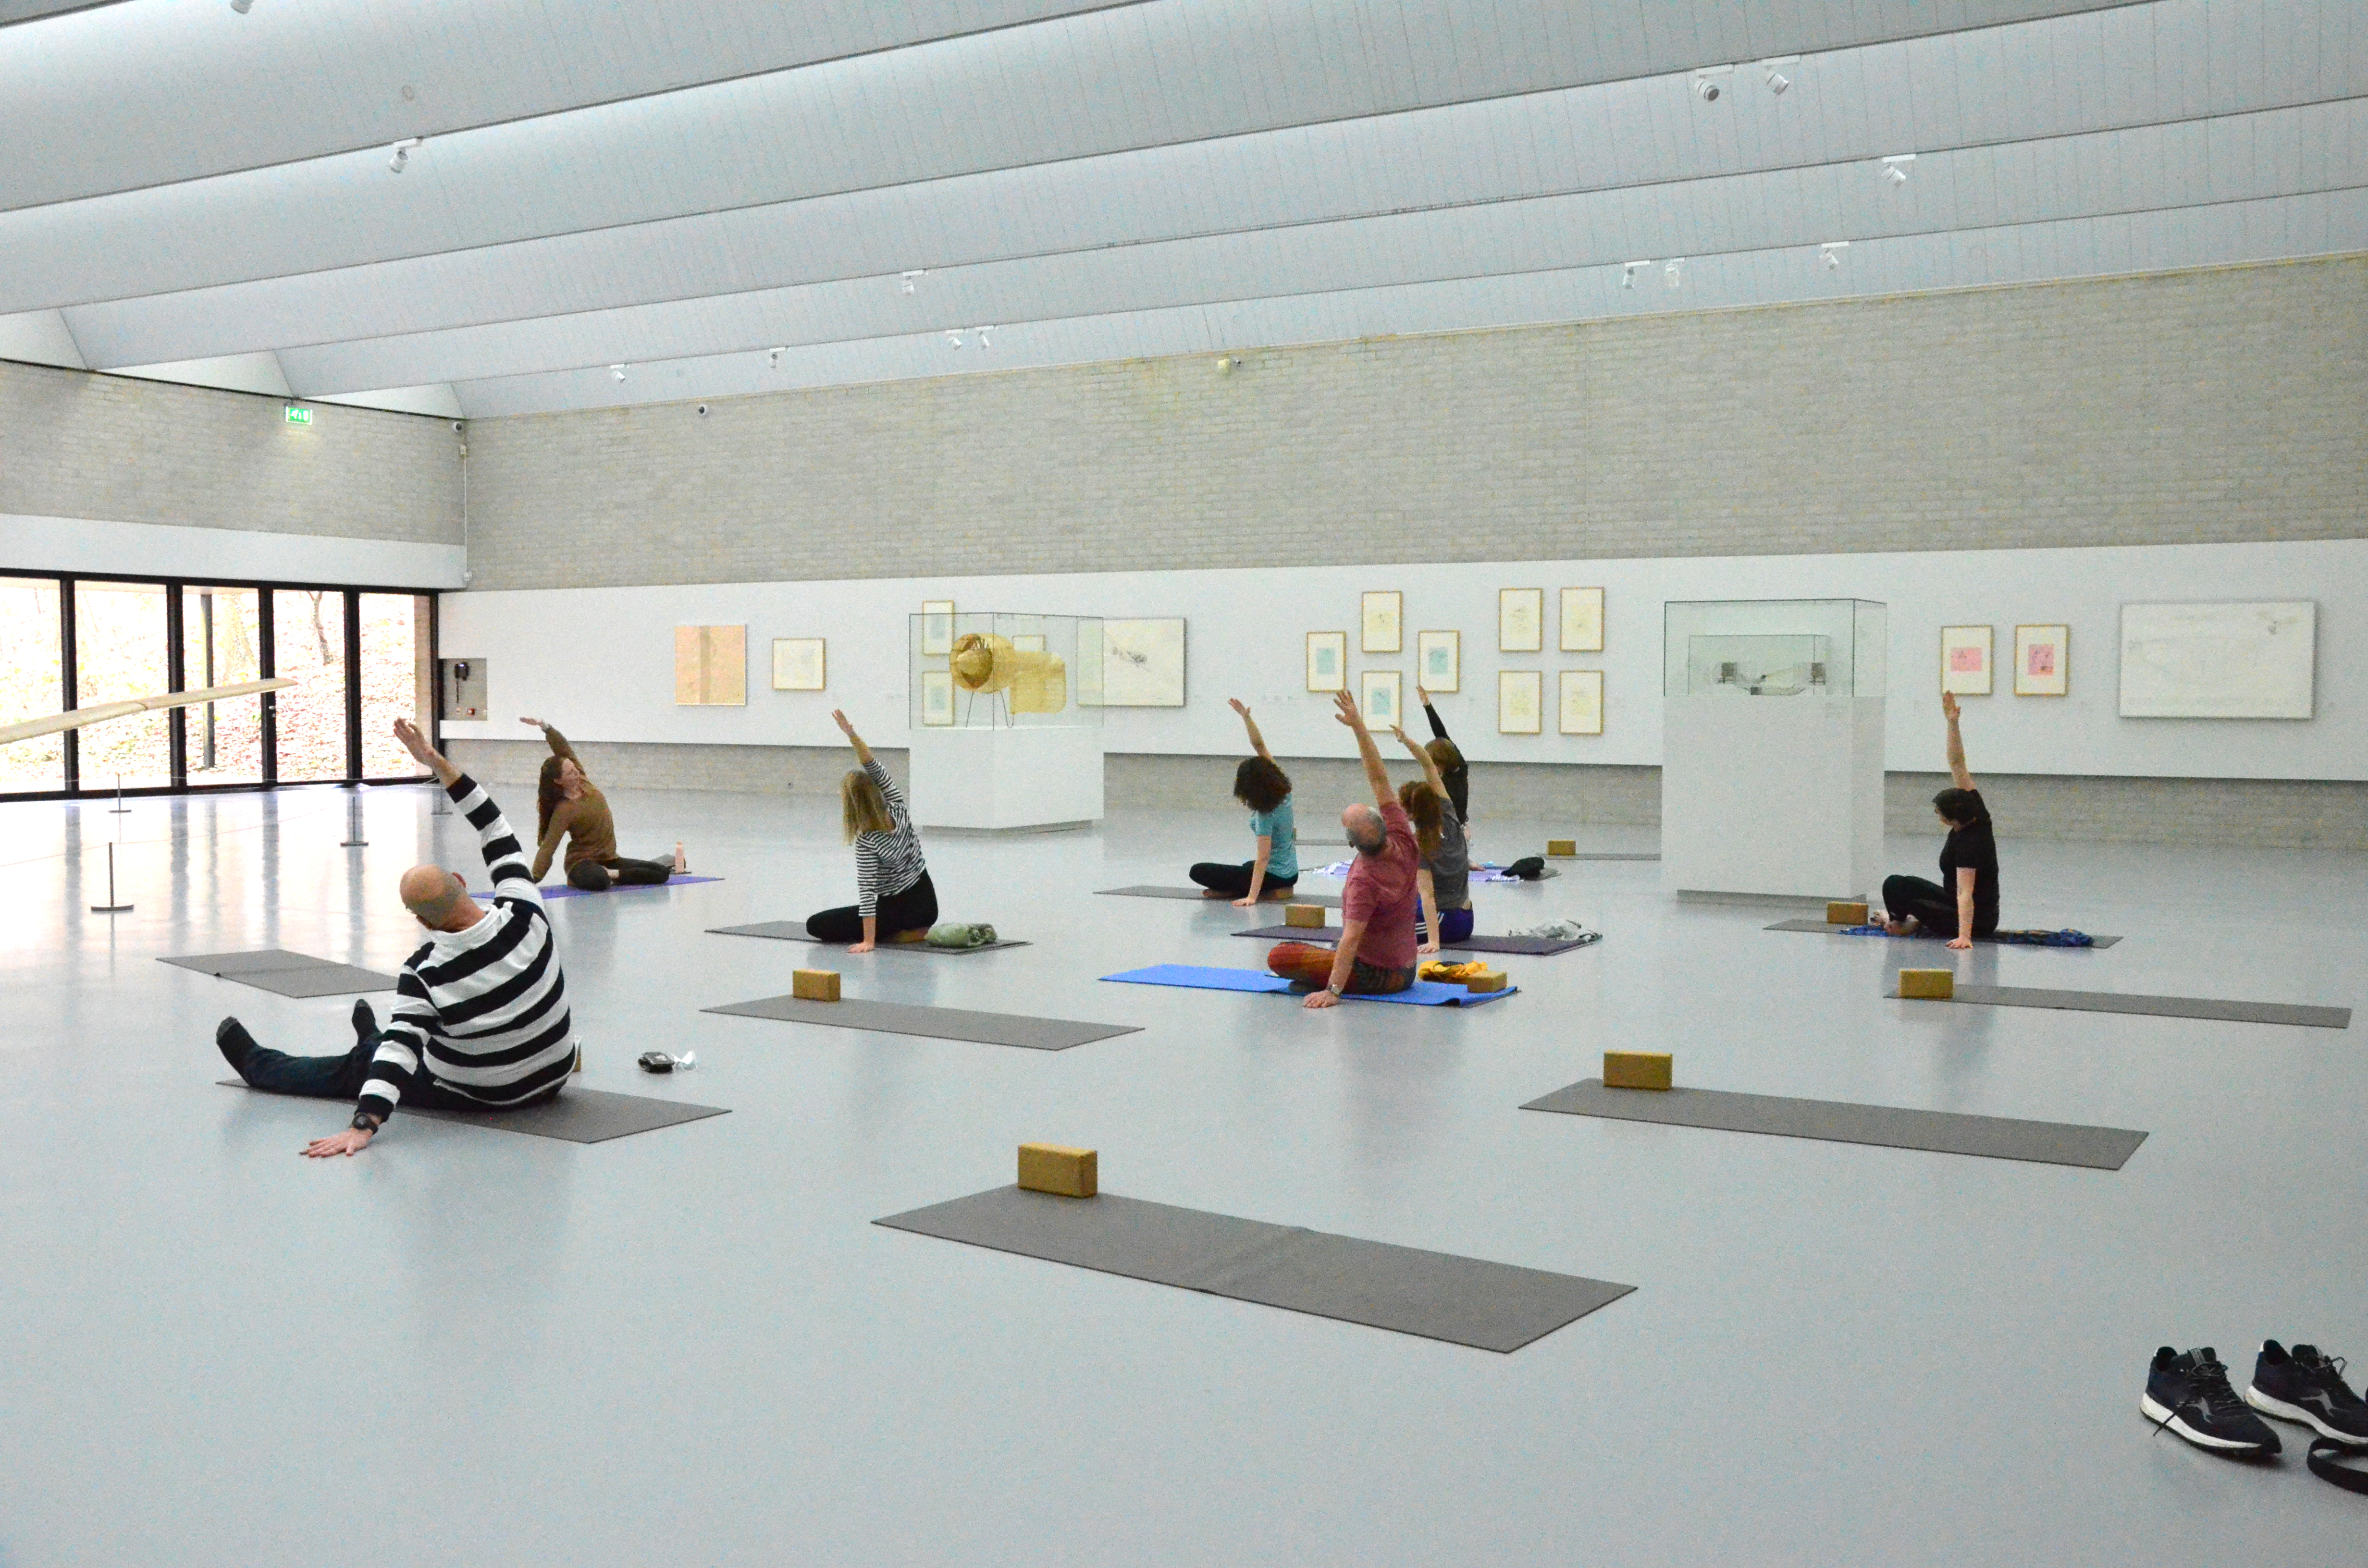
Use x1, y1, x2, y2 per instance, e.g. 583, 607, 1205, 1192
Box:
1018, 1143, 1098, 1198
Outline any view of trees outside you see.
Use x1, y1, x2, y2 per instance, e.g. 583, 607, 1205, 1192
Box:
181, 586, 263, 786
73, 580, 172, 791
356, 594, 432, 778
271, 588, 350, 782
0, 578, 64, 793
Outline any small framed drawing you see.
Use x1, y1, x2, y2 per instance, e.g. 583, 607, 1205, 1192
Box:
1498, 669, 1542, 734
1359, 669, 1402, 727
1499, 588, 1544, 652
1416, 630, 1460, 693
1559, 587, 1604, 652
1558, 670, 1603, 735
920, 600, 955, 657
920, 670, 955, 726
1360, 591, 1402, 653
770, 637, 826, 692
1306, 631, 1347, 692
2014, 625, 2070, 697
1940, 625, 1993, 695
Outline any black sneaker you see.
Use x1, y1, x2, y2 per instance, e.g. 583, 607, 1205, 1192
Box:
2246, 1341, 2368, 1446
351, 998, 378, 1046
2144, 1347, 2282, 1457
216, 1017, 257, 1079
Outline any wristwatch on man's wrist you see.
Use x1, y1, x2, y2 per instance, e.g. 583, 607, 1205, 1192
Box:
350, 1111, 380, 1134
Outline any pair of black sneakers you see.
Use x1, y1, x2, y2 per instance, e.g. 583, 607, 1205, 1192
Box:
2146, 1342, 2368, 1490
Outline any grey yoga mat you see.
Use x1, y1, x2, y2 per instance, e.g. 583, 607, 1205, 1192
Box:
703, 994, 1140, 1051
1096, 885, 1343, 908
1522, 1078, 2147, 1170
1228, 924, 1598, 956
219, 1082, 727, 1143
1764, 919, 2123, 948
876, 1186, 1632, 1352
1936, 983, 2350, 1030
707, 920, 1031, 954
163, 949, 399, 996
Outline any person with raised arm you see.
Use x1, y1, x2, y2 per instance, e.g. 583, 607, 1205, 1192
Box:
518, 715, 684, 891
805, 709, 937, 953
1415, 685, 1470, 823
1879, 692, 2000, 950
1391, 723, 1474, 952
213, 719, 577, 1157
1188, 698, 1299, 906
1265, 690, 1421, 1007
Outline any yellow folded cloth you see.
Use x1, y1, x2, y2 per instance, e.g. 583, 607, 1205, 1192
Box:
1419, 960, 1489, 983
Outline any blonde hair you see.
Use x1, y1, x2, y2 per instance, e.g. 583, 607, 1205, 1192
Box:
841, 769, 894, 842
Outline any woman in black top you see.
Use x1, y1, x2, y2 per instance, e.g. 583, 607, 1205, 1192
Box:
1416, 686, 1470, 823
1881, 692, 1998, 950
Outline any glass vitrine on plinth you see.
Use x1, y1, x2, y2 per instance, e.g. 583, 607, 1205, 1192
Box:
1661, 599, 1887, 897
908, 612, 1105, 831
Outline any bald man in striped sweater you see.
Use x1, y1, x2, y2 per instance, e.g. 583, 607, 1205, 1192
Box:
216, 719, 577, 1158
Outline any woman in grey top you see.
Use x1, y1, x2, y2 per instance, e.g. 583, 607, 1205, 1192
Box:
1391, 726, 1473, 951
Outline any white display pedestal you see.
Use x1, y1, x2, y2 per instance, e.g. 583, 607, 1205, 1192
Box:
1661, 695, 1885, 898
909, 725, 1104, 832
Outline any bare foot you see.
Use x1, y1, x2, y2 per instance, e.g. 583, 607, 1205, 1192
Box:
674, 840, 687, 873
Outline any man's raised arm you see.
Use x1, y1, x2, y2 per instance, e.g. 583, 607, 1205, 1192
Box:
1333, 691, 1392, 811
393, 719, 537, 899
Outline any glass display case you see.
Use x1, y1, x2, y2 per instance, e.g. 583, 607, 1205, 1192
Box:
909, 612, 1104, 732
1663, 600, 1887, 698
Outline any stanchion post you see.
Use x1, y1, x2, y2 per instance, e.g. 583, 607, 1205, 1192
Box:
90, 842, 134, 914
341, 784, 369, 848
110, 775, 130, 814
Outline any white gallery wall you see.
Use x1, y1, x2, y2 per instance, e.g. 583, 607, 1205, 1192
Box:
0, 514, 466, 589
438, 537, 2365, 783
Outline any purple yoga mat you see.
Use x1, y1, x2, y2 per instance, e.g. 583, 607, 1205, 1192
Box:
538, 874, 723, 900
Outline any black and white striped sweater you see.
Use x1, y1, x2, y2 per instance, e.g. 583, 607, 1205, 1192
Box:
853, 757, 928, 917
358, 775, 575, 1124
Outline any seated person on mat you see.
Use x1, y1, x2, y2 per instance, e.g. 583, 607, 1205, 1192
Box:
806, 709, 937, 954
521, 715, 684, 891
1416, 685, 1470, 824
1881, 692, 1998, 951
1190, 698, 1298, 906
1390, 723, 1473, 952
215, 719, 576, 1158
1269, 691, 1420, 1008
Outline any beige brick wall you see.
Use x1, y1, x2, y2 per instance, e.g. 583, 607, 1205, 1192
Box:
0, 359, 462, 545
461, 257, 2368, 591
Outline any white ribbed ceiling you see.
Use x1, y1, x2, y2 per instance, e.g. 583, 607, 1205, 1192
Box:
0, 0, 2358, 418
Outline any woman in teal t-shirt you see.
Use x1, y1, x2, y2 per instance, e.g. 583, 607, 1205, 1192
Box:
1189, 698, 1300, 905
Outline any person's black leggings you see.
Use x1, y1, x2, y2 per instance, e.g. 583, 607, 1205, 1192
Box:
807, 871, 938, 944
567, 855, 675, 892
1881, 874, 1998, 939
219, 1018, 558, 1112
1188, 860, 1299, 899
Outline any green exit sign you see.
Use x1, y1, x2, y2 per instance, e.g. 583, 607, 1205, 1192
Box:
284, 404, 312, 425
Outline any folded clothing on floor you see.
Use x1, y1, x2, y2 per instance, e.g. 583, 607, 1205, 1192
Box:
1511, 919, 1596, 943
1843, 923, 2096, 947
926, 921, 999, 949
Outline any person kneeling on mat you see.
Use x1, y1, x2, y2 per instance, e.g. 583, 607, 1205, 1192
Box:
520, 715, 685, 891
806, 709, 937, 954
1390, 723, 1474, 952
1189, 698, 1298, 906
215, 720, 577, 1158
1268, 691, 1419, 1008
1880, 691, 1999, 951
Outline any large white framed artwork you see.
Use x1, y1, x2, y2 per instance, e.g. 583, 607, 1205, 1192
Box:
2119, 602, 2316, 719
1098, 618, 1186, 707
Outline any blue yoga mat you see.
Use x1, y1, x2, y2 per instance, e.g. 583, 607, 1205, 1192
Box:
1100, 964, 1517, 1007
539, 874, 723, 900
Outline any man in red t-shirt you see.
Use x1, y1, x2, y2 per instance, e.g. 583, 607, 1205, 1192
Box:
1268, 690, 1420, 1007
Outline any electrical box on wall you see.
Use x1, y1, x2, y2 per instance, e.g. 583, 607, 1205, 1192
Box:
440, 658, 486, 720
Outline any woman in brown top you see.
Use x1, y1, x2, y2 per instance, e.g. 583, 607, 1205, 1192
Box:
520, 717, 685, 891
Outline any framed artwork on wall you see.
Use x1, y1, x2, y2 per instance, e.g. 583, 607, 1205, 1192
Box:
1939, 625, 1993, 695
1499, 588, 1544, 652
1559, 587, 1605, 652
1361, 591, 1402, 653
674, 625, 747, 706
1306, 631, 1347, 692
1011, 634, 1047, 653
1558, 670, 1604, 735
1100, 617, 1187, 707
920, 600, 955, 657
2013, 625, 2069, 697
1498, 669, 1542, 734
770, 637, 826, 691
920, 670, 955, 726
1359, 670, 1403, 728
1417, 630, 1460, 693
2119, 601, 2316, 718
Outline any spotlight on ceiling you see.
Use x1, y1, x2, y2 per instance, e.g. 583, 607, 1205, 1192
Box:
1761, 56, 1798, 95
388, 136, 422, 174
1820, 241, 1849, 269
1621, 260, 1653, 290
1665, 258, 1685, 289
900, 270, 926, 295
1881, 154, 1915, 185
767, 347, 783, 369
610, 364, 626, 382
1691, 65, 1733, 103
946, 331, 964, 350
230, 0, 254, 12
976, 325, 995, 349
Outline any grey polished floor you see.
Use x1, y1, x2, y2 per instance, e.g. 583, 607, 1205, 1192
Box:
1, 783, 2362, 1566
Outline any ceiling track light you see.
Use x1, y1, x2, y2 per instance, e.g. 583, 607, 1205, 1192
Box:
388, 136, 422, 174
946, 331, 964, 350
1620, 260, 1653, 290
1881, 153, 1916, 185
1819, 241, 1849, 269
900, 270, 926, 295
767, 347, 783, 369
976, 325, 995, 349
1665, 258, 1685, 288
1761, 55, 1798, 95
230, 0, 254, 12
1691, 64, 1733, 102
610, 364, 627, 382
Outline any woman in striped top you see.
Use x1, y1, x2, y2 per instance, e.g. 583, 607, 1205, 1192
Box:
804, 709, 937, 953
